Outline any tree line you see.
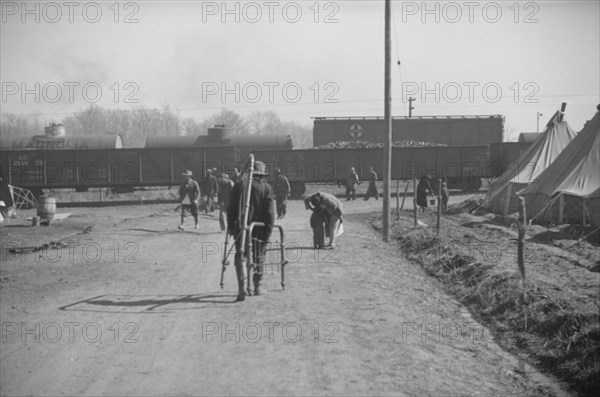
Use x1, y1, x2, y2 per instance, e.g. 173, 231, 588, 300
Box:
0, 106, 313, 148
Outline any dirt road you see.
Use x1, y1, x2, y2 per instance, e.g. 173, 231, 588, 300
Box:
1, 198, 570, 396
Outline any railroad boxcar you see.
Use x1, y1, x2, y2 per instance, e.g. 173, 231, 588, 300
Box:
313, 115, 504, 147
255, 143, 504, 197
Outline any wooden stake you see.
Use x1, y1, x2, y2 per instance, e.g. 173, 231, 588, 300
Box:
517, 196, 527, 282
395, 179, 400, 220
558, 194, 564, 224
436, 179, 442, 235
400, 180, 409, 211
413, 177, 418, 227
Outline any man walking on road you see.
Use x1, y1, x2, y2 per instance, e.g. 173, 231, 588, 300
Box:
217, 173, 234, 232
346, 166, 359, 201
273, 167, 291, 219
227, 161, 275, 301
178, 170, 200, 230
202, 169, 219, 214
363, 166, 379, 201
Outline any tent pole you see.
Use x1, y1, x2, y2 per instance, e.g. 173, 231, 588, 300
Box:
558, 194, 564, 224
582, 198, 587, 226
503, 184, 512, 215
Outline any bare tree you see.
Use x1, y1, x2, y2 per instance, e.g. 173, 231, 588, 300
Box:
200, 109, 249, 136
247, 110, 282, 135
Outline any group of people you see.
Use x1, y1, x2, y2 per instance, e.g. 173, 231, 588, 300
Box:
415, 175, 450, 213
177, 168, 239, 230
346, 166, 450, 211
178, 161, 451, 302
345, 166, 379, 201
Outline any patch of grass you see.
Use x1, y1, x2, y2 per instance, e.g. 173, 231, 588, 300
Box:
383, 215, 600, 396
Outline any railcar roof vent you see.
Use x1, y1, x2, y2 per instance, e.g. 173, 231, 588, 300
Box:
45, 123, 65, 138
207, 125, 229, 141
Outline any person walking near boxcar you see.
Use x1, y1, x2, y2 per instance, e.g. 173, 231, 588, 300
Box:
441, 180, 450, 213
202, 169, 219, 214
227, 161, 275, 301
273, 168, 291, 219
217, 173, 234, 232
416, 175, 435, 212
363, 166, 379, 201
304, 191, 343, 249
178, 170, 200, 230
346, 166, 359, 201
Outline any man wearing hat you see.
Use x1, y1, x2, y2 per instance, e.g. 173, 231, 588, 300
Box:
273, 167, 291, 219
217, 172, 234, 232
346, 166, 359, 201
227, 160, 275, 301
178, 170, 200, 230
202, 169, 219, 214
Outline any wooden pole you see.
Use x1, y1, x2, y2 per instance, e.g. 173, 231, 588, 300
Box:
517, 196, 527, 282
400, 180, 409, 211
382, 0, 392, 242
413, 177, 418, 227
395, 179, 400, 220
558, 194, 564, 224
436, 178, 442, 235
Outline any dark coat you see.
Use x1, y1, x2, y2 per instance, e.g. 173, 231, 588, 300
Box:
227, 177, 275, 242
416, 180, 433, 207
179, 179, 200, 203
274, 175, 291, 201
203, 174, 218, 196
218, 179, 234, 207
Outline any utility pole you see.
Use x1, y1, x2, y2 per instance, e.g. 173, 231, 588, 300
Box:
408, 97, 415, 118
383, 0, 392, 242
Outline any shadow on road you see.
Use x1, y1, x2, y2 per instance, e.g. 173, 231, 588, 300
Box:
59, 293, 241, 313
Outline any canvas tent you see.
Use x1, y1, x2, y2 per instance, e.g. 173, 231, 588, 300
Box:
519, 107, 600, 227
484, 111, 577, 215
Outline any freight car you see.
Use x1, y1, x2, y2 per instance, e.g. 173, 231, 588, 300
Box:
0, 125, 293, 197
313, 115, 504, 147
254, 141, 531, 197
0, 123, 123, 150
1, 124, 530, 199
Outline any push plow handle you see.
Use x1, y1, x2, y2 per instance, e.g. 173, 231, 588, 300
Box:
247, 222, 288, 290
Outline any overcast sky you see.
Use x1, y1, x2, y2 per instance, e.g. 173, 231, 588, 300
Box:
1, 0, 598, 139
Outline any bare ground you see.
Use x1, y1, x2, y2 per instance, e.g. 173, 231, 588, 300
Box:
0, 195, 575, 396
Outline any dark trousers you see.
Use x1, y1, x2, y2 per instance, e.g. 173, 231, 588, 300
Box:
276, 198, 287, 218
181, 203, 198, 224
346, 186, 356, 200
364, 184, 379, 200
218, 204, 227, 231
310, 210, 326, 248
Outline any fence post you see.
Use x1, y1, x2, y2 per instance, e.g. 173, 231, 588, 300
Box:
518, 196, 527, 283
436, 178, 442, 235
395, 179, 400, 220
413, 178, 418, 227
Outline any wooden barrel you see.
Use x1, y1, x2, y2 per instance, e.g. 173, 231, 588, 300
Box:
37, 196, 56, 220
